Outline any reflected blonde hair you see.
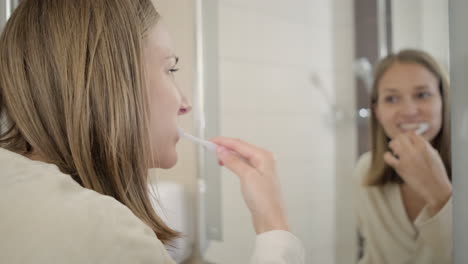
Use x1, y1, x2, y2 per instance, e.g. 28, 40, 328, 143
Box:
365, 49, 451, 186
0, 0, 179, 243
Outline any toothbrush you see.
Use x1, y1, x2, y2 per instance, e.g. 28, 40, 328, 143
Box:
177, 128, 218, 152
392, 123, 429, 159
415, 123, 429, 135
178, 128, 246, 162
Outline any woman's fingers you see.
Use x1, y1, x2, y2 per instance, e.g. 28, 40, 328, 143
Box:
388, 133, 416, 158
210, 137, 288, 234
388, 139, 402, 157
398, 133, 414, 150
211, 137, 268, 168
384, 151, 399, 169
408, 132, 429, 150
216, 146, 255, 181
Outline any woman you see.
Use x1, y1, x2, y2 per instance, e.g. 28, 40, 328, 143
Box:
354, 49, 452, 264
0, 0, 303, 263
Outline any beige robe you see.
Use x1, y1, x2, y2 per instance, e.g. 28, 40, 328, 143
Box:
0, 147, 304, 264
353, 152, 452, 264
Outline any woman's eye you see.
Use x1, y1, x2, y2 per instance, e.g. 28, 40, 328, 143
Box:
417, 91, 431, 99
169, 68, 179, 74
384, 95, 398, 103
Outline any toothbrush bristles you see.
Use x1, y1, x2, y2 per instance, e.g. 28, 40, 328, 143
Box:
415, 123, 429, 135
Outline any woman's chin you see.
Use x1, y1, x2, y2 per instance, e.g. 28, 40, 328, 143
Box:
151, 153, 178, 169
160, 158, 178, 169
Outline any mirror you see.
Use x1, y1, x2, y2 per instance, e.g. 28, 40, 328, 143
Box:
195, 0, 452, 263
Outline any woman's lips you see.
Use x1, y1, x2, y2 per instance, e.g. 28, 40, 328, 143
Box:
399, 122, 429, 135
399, 123, 423, 131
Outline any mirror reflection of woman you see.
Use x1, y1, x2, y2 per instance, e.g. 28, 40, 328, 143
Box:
354, 49, 452, 264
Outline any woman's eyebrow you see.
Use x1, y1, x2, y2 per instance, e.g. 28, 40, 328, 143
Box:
381, 87, 399, 93
414, 85, 430, 90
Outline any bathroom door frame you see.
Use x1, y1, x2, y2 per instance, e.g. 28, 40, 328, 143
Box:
449, 0, 468, 263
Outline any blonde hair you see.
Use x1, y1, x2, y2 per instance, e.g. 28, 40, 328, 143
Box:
365, 49, 451, 186
0, 0, 179, 243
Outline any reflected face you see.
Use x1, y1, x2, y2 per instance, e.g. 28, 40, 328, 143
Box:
374, 62, 443, 141
143, 22, 191, 168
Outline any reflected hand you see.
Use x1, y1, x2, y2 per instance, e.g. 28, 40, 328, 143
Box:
384, 132, 452, 215
211, 137, 289, 234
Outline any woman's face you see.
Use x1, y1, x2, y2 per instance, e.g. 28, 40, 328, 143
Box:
143, 22, 191, 169
374, 62, 443, 141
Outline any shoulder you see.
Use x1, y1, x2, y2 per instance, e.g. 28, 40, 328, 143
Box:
68, 189, 173, 263
0, 148, 173, 263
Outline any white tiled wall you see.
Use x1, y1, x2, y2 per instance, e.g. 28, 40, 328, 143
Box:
203, 1, 355, 263
392, 0, 450, 69
332, 1, 357, 263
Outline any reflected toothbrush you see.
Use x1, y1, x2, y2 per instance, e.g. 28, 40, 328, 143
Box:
392, 122, 430, 159
415, 123, 429, 135
177, 128, 218, 152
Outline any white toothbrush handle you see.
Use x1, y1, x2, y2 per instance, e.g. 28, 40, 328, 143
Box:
179, 129, 218, 152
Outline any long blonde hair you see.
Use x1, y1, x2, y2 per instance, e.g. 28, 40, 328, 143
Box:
0, 0, 179, 243
365, 49, 451, 186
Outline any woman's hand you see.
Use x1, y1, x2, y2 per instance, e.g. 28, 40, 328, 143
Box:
211, 137, 289, 234
384, 132, 452, 215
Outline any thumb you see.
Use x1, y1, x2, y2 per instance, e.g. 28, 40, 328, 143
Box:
217, 146, 253, 180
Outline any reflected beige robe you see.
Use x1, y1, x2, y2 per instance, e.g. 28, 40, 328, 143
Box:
354, 152, 452, 264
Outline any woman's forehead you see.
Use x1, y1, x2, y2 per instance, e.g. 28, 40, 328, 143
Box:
144, 22, 175, 59
379, 63, 438, 90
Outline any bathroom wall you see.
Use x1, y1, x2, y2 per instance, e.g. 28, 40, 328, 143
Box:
0, 2, 7, 30
392, 0, 450, 70
332, 1, 357, 263
201, 1, 355, 263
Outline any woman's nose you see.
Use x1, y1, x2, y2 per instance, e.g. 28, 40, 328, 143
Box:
399, 99, 419, 116
178, 94, 192, 115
